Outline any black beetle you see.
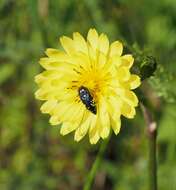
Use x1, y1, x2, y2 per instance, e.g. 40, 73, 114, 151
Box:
78, 86, 97, 114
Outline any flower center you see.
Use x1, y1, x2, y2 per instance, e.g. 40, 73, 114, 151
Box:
71, 65, 112, 103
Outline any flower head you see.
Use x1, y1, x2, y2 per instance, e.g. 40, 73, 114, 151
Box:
35, 29, 141, 144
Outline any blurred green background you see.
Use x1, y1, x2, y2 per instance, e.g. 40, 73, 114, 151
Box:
0, 0, 176, 189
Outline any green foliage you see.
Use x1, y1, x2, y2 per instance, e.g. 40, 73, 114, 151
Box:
0, 0, 176, 189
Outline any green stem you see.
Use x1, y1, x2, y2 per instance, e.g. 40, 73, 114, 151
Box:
148, 125, 157, 190
140, 103, 157, 190
83, 138, 110, 190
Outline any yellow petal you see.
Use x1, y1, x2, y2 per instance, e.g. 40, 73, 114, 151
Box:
35, 70, 60, 79
121, 54, 134, 68
49, 115, 61, 125
45, 49, 73, 63
99, 33, 109, 55
36, 80, 68, 99
73, 32, 88, 54
50, 78, 67, 87
45, 48, 60, 56
89, 130, 100, 144
45, 48, 65, 58
39, 57, 58, 70
35, 89, 52, 100
123, 90, 138, 107
109, 41, 123, 57
62, 103, 84, 122
107, 96, 121, 135
121, 101, 136, 119
107, 96, 121, 116
55, 90, 77, 101
39, 58, 73, 72
111, 117, 121, 135
74, 114, 91, 142
60, 122, 79, 135
98, 52, 107, 69
89, 115, 100, 144
117, 66, 130, 81
98, 97, 110, 139
128, 75, 141, 89
87, 43, 96, 61
110, 55, 122, 68
87, 28, 99, 50
50, 103, 83, 127
40, 100, 57, 114
60, 36, 75, 55
71, 52, 91, 71
51, 101, 72, 118
35, 73, 45, 85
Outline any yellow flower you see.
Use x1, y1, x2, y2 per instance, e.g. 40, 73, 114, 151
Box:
35, 29, 141, 144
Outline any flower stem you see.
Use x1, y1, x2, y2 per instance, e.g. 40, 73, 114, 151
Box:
140, 103, 157, 190
83, 138, 110, 190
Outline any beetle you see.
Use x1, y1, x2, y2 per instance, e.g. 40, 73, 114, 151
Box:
78, 86, 97, 114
